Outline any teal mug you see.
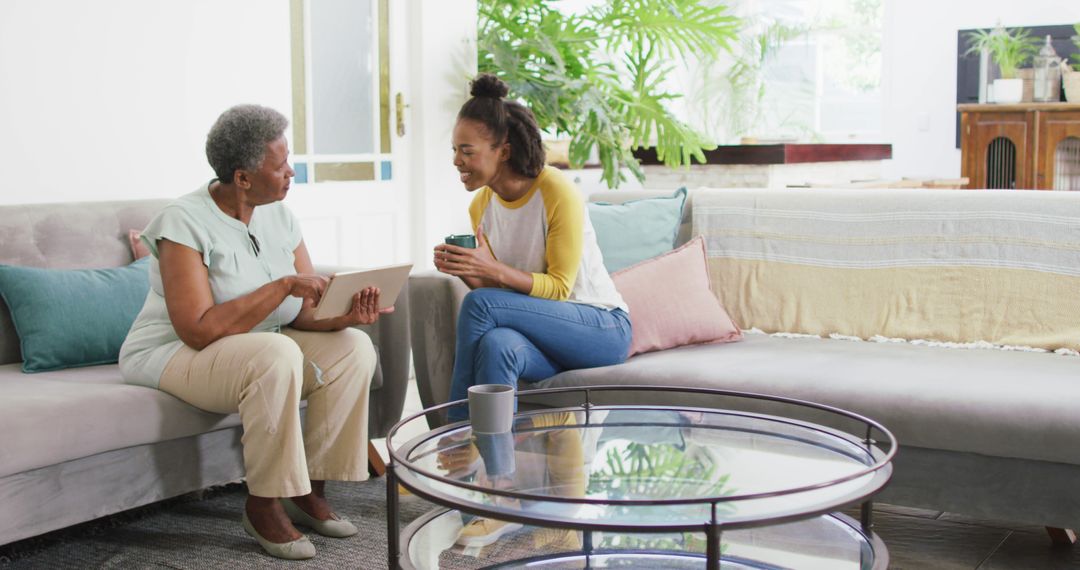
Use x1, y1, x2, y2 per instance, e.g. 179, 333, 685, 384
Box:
445, 234, 477, 248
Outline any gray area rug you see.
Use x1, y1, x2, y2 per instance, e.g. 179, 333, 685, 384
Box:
0, 478, 431, 569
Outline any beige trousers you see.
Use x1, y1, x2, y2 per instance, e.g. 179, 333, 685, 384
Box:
159, 327, 376, 498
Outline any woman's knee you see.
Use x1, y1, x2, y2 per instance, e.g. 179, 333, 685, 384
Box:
460, 288, 507, 322
476, 328, 523, 369
244, 333, 304, 391
310, 328, 378, 392
340, 328, 377, 374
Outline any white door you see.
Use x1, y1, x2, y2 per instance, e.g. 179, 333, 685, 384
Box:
282, 0, 413, 269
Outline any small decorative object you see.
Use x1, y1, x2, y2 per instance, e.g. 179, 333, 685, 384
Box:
965, 24, 1038, 104
1033, 35, 1062, 102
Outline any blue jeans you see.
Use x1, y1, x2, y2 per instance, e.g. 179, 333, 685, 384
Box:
446, 288, 632, 423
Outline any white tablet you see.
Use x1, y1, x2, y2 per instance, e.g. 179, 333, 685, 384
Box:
313, 262, 413, 320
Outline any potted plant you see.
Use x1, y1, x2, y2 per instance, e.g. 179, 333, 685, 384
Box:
1063, 24, 1080, 103
477, 0, 739, 188
965, 24, 1038, 103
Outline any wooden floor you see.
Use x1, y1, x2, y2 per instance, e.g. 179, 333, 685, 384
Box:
378, 380, 1080, 569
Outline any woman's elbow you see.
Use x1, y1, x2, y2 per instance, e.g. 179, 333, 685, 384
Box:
545, 281, 572, 301
533, 274, 574, 301
175, 327, 218, 351
179, 335, 211, 351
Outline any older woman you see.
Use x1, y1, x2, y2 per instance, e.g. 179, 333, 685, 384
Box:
119, 104, 389, 560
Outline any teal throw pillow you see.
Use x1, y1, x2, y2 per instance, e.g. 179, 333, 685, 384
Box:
0, 258, 150, 373
588, 187, 688, 273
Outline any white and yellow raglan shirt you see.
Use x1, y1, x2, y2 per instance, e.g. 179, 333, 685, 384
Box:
469, 166, 628, 313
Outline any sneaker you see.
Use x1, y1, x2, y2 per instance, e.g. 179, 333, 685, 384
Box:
436, 438, 481, 478
455, 517, 523, 547
396, 483, 420, 504
529, 411, 576, 430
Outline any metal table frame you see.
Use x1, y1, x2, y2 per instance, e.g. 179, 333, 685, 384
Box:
386, 385, 897, 570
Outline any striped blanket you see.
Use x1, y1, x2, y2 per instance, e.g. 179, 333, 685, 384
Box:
693, 188, 1080, 351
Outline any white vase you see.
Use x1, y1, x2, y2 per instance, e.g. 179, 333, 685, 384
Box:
992, 78, 1023, 103
1064, 71, 1080, 103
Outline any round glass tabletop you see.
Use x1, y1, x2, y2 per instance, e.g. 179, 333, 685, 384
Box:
390, 387, 895, 532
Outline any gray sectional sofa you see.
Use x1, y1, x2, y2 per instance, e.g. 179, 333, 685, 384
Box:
409, 187, 1080, 534
0, 199, 411, 546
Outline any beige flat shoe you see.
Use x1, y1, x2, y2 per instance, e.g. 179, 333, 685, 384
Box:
281, 497, 359, 538
241, 512, 316, 560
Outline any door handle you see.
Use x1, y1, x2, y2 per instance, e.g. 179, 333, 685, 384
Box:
395, 93, 409, 137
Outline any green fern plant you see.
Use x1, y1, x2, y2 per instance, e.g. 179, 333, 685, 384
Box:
477, 0, 740, 188
964, 24, 1039, 80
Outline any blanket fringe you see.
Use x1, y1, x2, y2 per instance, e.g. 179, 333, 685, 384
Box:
742, 328, 1077, 357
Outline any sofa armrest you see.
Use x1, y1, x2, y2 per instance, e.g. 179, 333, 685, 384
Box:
408, 270, 470, 427
315, 264, 411, 439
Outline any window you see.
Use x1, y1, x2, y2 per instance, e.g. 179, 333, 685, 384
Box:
688, 0, 883, 143
289, 0, 392, 183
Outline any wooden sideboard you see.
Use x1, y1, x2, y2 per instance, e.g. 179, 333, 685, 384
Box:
629, 144, 893, 189
959, 103, 1080, 190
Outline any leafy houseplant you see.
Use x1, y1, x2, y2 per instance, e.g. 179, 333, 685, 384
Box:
965, 25, 1039, 104
477, 0, 740, 188
964, 25, 1038, 80
1071, 23, 1080, 69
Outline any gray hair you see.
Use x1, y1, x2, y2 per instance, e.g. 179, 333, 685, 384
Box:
205, 104, 289, 184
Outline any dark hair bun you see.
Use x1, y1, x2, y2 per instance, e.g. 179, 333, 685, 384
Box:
470, 73, 509, 99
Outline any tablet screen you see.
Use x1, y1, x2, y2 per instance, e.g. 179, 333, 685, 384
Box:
312, 262, 412, 320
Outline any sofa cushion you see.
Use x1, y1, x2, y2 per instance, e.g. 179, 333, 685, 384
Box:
588, 187, 687, 273
0, 258, 150, 373
613, 237, 742, 356
128, 229, 151, 260
0, 199, 169, 367
0, 363, 242, 479
525, 335, 1080, 467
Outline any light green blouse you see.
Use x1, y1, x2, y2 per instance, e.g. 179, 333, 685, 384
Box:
119, 182, 303, 388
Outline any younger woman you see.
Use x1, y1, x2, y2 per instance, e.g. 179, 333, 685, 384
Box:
433, 74, 631, 424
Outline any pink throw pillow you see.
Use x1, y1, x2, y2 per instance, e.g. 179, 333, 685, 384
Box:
128, 229, 151, 260
612, 236, 742, 357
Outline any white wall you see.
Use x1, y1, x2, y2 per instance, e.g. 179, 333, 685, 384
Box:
18, 1, 1076, 206
882, 0, 1080, 180
0, 0, 292, 204
406, 0, 477, 268
0, 0, 478, 271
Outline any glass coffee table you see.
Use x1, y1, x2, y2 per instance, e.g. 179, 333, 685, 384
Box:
386, 386, 895, 569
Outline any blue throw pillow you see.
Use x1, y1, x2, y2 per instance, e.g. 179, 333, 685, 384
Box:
588, 187, 688, 273
0, 258, 150, 373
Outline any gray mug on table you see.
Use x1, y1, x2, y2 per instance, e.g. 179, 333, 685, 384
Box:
445, 234, 477, 249
467, 384, 514, 434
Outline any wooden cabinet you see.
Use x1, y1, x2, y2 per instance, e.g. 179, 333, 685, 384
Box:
959, 103, 1080, 190
1037, 109, 1080, 190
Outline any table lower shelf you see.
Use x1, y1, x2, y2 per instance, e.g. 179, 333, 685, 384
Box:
401, 508, 887, 570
